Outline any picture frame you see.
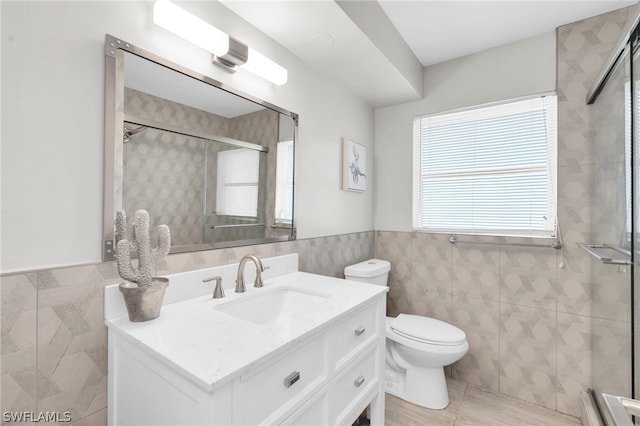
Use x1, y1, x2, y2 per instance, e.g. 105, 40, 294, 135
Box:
343, 138, 367, 192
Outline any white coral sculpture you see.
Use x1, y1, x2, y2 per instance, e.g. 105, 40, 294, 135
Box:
115, 209, 171, 287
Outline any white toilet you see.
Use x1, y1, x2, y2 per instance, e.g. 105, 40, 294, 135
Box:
344, 259, 469, 410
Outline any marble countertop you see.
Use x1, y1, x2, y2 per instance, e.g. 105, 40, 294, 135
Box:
105, 271, 387, 392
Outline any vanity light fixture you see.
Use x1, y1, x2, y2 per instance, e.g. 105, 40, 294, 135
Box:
153, 0, 288, 85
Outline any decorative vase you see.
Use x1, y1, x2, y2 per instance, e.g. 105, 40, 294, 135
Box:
119, 277, 169, 322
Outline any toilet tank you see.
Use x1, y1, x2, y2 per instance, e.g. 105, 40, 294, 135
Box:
344, 259, 391, 286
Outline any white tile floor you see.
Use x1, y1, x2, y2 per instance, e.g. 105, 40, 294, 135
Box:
385, 378, 581, 426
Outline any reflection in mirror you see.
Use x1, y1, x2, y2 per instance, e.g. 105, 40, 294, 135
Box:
103, 35, 296, 260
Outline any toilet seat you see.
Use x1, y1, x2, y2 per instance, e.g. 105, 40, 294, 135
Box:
390, 314, 466, 346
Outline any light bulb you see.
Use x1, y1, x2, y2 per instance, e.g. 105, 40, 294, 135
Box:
153, 0, 228, 57
244, 48, 288, 86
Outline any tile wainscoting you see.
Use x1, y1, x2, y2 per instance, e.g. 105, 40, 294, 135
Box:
377, 231, 574, 415
1, 227, 616, 424
0, 230, 629, 423
377, 228, 629, 418
0, 231, 374, 425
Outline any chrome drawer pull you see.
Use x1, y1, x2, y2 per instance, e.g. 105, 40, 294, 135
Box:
354, 326, 366, 336
284, 371, 300, 388
354, 375, 365, 388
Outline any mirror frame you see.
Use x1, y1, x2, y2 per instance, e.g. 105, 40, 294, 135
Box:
103, 34, 297, 261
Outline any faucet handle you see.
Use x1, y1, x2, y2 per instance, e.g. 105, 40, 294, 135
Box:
203, 276, 224, 299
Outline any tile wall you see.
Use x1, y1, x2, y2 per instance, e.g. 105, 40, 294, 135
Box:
378, 5, 634, 418
0, 231, 374, 425
378, 232, 569, 412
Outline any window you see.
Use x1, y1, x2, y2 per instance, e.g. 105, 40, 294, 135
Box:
413, 95, 558, 238
275, 139, 294, 223
216, 148, 260, 218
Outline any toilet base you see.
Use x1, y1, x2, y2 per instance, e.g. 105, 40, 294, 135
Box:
384, 364, 449, 410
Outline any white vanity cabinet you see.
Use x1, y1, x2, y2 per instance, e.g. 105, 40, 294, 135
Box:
105, 257, 387, 426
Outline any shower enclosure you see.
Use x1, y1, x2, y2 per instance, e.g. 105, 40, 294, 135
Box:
123, 125, 269, 247
584, 13, 640, 424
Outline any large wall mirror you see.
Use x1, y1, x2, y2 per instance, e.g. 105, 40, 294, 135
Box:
103, 35, 297, 260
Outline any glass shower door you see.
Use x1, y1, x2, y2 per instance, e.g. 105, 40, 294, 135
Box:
589, 39, 633, 410
633, 25, 640, 404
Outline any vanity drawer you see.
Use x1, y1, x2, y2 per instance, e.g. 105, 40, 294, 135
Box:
330, 347, 379, 424
237, 333, 328, 425
333, 302, 379, 369
280, 387, 329, 426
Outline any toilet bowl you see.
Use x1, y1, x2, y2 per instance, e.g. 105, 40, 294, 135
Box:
344, 259, 469, 410
385, 314, 468, 409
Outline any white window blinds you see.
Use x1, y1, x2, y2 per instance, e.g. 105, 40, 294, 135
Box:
216, 148, 260, 217
275, 139, 294, 223
413, 95, 558, 238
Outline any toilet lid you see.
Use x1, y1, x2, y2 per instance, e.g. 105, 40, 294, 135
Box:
390, 314, 466, 346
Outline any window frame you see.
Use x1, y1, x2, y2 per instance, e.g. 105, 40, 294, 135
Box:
412, 93, 558, 239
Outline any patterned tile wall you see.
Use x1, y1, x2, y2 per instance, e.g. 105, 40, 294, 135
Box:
124, 126, 207, 246
377, 231, 562, 408
378, 5, 635, 418
0, 231, 373, 425
376, 230, 618, 416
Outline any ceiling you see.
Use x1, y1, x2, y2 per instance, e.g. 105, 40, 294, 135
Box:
379, 0, 637, 67
222, 0, 637, 107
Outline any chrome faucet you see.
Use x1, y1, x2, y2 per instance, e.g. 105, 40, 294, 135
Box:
236, 254, 265, 293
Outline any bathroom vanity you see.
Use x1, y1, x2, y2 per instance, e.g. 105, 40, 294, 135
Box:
104, 254, 387, 425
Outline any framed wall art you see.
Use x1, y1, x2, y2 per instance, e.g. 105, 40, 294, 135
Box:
343, 138, 367, 192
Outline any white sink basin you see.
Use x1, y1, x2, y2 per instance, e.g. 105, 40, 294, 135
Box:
215, 286, 329, 324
